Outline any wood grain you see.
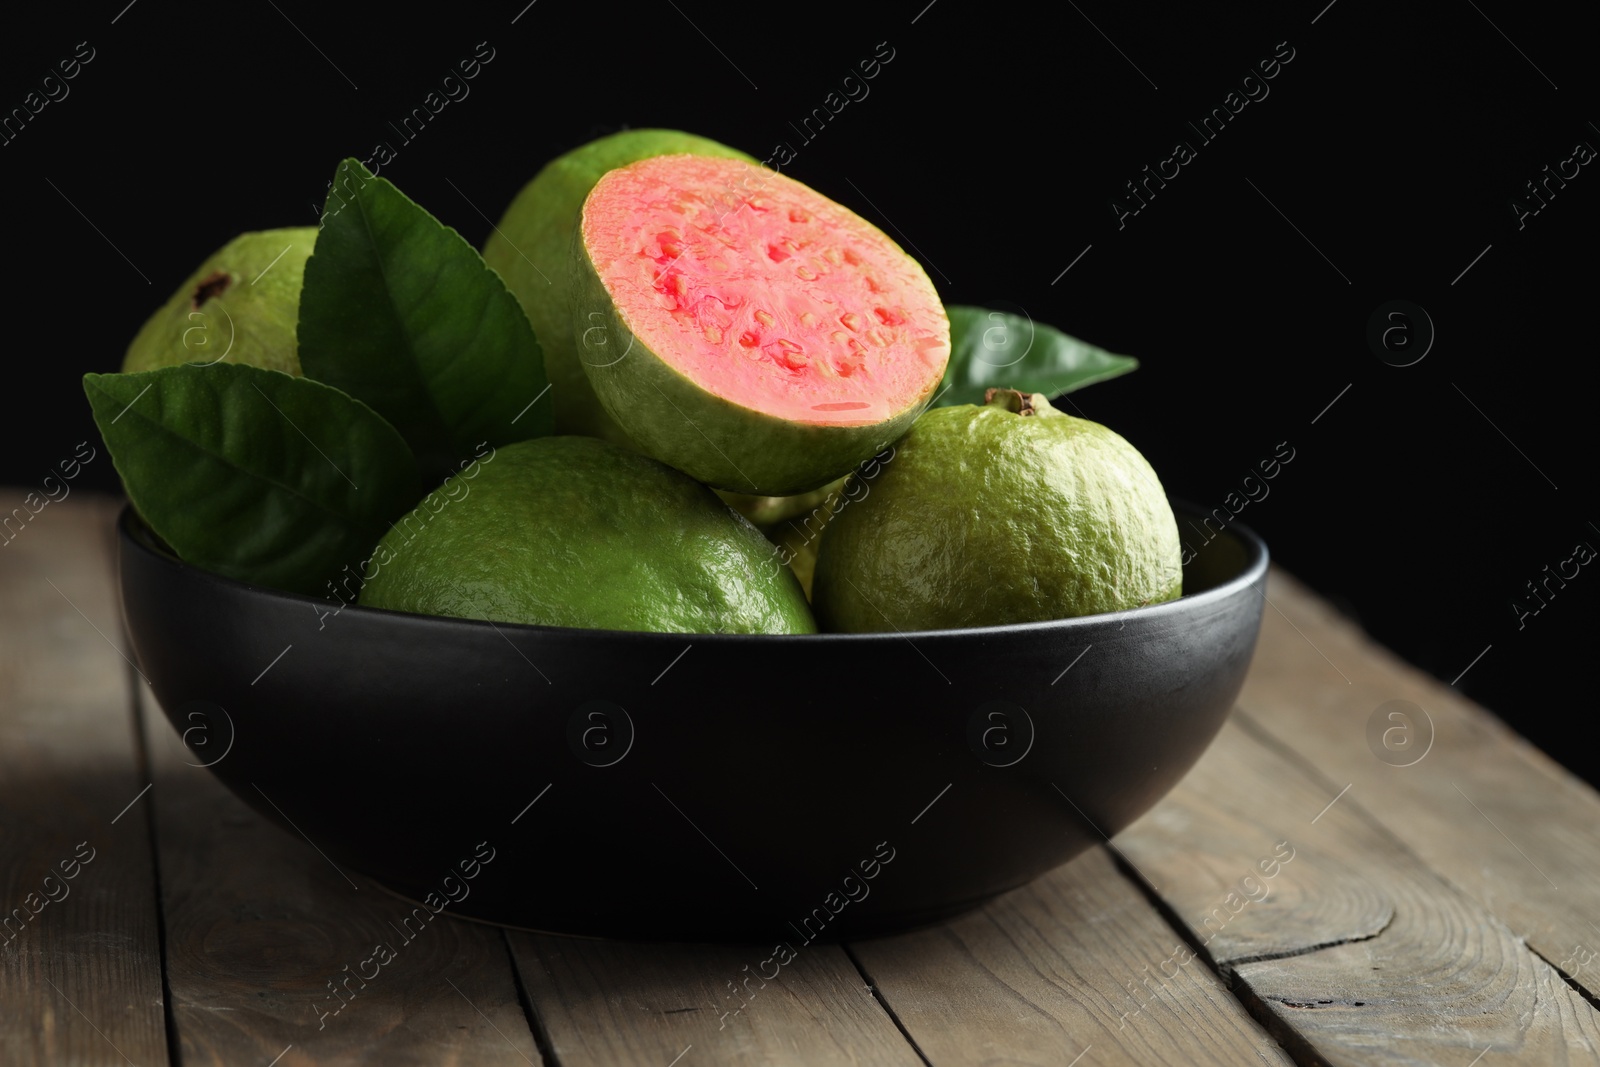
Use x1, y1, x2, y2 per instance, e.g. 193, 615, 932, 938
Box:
136, 678, 544, 1067
1239, 568, 1600, 1002
1116, 715, 1600, 1066
850, 846, 1296, 1066
0, 490, 170, 1065
509, 931, 924, 1066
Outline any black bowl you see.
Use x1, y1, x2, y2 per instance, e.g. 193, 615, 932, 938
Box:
117, 503, 1266, 942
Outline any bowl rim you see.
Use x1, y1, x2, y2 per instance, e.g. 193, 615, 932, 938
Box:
117, 499, 1268, 644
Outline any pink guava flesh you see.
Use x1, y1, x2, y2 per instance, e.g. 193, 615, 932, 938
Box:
581, 156, 949, 428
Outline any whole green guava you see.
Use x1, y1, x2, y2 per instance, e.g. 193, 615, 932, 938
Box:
483, 130, 755, 442
813, 390, 1183, 632
359, 436, 816, 635
123, 228, 316, 376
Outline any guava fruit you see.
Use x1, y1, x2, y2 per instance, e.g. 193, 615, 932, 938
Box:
572, 154, 950, 496
812, 390, 1183, 632
123, 228, 316, 376
483, 130, 755, 442
358, 436, 815, 635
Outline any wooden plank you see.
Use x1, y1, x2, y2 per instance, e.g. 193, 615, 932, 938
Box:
851, 846, 1297, 1066
1116, 715, 1600, 1065
137, 678, 544, 1067
0, 490, 171, 1065
509, 931, 924, 1066
1239, 568, 1600, 999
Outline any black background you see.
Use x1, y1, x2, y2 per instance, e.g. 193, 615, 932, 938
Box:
3, 2, 1593, 780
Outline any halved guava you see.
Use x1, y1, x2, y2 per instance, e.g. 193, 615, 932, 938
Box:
573, 155, 950, 496
484, 130, 755, 442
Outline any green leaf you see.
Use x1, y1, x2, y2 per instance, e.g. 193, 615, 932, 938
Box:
84, 364, 420, 597
935, 306, 1139, 407
298, 158, 551, 475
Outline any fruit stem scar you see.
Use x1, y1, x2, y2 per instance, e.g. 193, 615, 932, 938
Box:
191, 270, 232, 308
984, 389, 1061, 417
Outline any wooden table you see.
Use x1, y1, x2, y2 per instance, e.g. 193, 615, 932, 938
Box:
5, 490, 1599, 1066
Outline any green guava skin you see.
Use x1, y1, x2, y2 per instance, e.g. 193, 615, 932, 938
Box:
483, 131, 755, 443
358, 436, 816, 635
812, 393, 1184, 633
123, 228, 316, 376
571, 243, 934, 497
